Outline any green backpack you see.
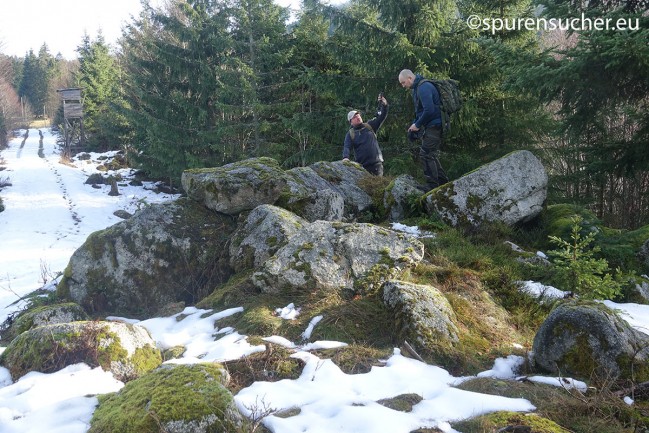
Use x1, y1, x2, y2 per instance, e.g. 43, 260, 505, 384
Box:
417, 79, 462, 134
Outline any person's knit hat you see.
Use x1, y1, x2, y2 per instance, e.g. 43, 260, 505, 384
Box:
347, 110, 359, 122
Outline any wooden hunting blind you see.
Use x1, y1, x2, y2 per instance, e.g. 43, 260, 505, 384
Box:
57, 87, 84, 155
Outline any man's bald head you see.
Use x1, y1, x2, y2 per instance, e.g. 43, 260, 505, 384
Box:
398, 69, 416, 89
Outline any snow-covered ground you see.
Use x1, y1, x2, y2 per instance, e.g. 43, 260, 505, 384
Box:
0, 129, 178, 321
1, 128, 648, 433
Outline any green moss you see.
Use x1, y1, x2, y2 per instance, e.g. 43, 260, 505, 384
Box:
233, 306, 283, 336
454, 411, 570, 433
9, 303, 87, 337
466, 192, 483, 212
617, 352, 649, 383
0, 330, 57, 379
197, 271, 260, 310
131, 345, 163, 376
89, 364, 234, 433
377, 393, 423, 412
559, 333, 598, 378
95, 327, 129, 369
162, 345, 187, 361
57, 264, 73, 299
0, 322, 161, 381
354, 263, 396, 295
426, 183, 472, 227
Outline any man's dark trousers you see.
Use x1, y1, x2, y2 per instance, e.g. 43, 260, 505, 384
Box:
420, 126, 448, 190
364, 161, 384, 176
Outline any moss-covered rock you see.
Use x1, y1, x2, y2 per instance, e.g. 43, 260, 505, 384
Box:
57, 197, 235, 318
229, 204, 307, 272
0, 302, 88, 341
383, 174, 423, 222
377, 393, 423, 412
382, 280, 459, 353
89, 363, 239, 433
453, 410, 570, 433
181, 157, 290, 216
532, 300, 649, 382
281, 161, 374, 221
539, 204, 600, 246
425, 150, 547, 229
251, 220, 424, 295
0, 321, 161, 381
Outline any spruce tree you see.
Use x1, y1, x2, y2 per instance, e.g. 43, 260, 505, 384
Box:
75, 33, 122, 151
120, 0, 240, 182
274, 3, 357, 167
229, 0, 291, 157
509, 0, 649, 228
18, 50, 38, 118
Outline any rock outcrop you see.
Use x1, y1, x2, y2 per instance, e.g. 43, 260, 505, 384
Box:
229, 204, 308, 272
251, 220, 425, 295
532, 301, 649, 381
0, 320, 161, 381
57, 198, 235, 318
182, 157, 375, 222
425, 150, 547, 228
382, 280, 459, 352
0, 302, 88, 342
182, 157, 290, 216
383, 175, 422, 222
281, 161, 375, 220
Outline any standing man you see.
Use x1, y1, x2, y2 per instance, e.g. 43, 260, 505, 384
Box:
342, 94, 388, 176
398, 69, 449, 190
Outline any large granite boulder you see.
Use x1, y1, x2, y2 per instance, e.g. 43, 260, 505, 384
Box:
532, 301, 649, 381
251, 221, 425, 295
57, 198, 235, 318
309, 161, 374, 216
182, 157, 289, 216
181, 158, 374, 222
282, 161, 373, 221
229, 204, 308, 272
425, 150, 547, 228
89, 363, 240, 433
382, 280, 459, 353
0, 321, 161, 382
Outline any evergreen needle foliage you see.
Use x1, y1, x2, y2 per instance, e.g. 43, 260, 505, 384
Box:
547, 216, 622, 300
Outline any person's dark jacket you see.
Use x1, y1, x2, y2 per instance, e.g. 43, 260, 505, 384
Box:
412, 74, 442, 129
342, 102, 388, 167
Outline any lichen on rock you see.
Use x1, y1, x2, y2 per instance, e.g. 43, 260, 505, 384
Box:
425, 150, 547, 228
251, 221, 424, 294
